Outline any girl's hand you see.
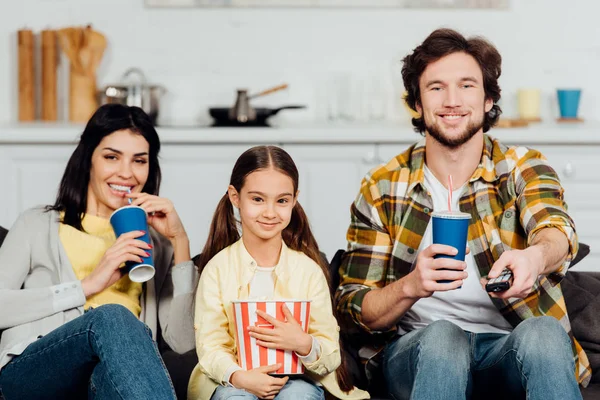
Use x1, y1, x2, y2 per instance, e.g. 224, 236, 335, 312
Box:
81, 230, 150, 297
230, 365, 288, 399
127, 193, 186, 241
248, 304, 313, 356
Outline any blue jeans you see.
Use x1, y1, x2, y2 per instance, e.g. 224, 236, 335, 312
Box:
211, 377, 325, 400
383, 317, 582, 400
0, 304, 176, 400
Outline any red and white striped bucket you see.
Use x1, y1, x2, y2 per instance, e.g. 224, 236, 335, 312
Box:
232, 299, 311, 375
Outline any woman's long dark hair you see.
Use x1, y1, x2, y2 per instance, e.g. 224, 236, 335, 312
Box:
47, 104, 161, 231
196, 145, 354, 392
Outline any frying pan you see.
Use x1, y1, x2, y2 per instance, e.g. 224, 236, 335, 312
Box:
209, 105, 306, 127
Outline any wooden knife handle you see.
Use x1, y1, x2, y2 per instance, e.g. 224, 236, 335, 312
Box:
41, 30, 58, 121
18, 29, 35, 121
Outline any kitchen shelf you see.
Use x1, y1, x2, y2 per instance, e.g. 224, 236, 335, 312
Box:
1, 121, 599, 145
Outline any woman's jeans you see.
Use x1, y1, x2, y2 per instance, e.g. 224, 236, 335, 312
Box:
383, 317, 582, 400
211, 377, 325, 400
0, 304, 176, 400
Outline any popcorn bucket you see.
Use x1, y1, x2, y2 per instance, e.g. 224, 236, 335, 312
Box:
232, 299, 311, 374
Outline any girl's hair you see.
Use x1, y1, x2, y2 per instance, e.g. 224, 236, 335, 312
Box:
46, 104, 161, 231
196, 145, 354, 392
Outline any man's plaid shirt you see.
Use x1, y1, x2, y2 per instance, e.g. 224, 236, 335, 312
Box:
335, 134, 591, 387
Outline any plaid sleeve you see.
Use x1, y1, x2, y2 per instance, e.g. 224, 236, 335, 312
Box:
335, 168, 396, 335
513, 148, 579, 282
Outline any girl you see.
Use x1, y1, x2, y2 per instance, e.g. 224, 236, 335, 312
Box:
0, 104, 198, 399
188, 146, 369, 400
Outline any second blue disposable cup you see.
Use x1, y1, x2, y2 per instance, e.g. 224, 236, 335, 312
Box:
557, 89, 581, 119
432, 211, 470, 284
109, 205, 155, 283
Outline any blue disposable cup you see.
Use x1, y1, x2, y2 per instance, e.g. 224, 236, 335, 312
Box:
109, 205, 154, 283
432, 211, 470, 284
557, 89, 581, 119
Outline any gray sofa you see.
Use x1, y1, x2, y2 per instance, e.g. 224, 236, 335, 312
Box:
1, 223, 598, 399
330, 244, 600, 399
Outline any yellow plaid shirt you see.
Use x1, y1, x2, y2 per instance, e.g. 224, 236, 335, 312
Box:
335, 134, 591, 387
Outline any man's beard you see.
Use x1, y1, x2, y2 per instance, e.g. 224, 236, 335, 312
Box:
425, 115, 484, 149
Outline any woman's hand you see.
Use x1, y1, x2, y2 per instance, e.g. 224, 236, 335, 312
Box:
81, 230, 150, 297
127, 193, 186, 240
248, 304, 313, 356
230, 365, 288, 399
127, 193, 190, 264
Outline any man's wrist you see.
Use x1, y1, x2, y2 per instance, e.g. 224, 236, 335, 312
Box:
396, 275, 417, 299
526, 245, 547, 275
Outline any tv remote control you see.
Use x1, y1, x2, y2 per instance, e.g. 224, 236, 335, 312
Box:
485, 269, 512, 292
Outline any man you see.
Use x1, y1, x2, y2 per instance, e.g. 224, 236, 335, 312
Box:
335, 28, 590, 400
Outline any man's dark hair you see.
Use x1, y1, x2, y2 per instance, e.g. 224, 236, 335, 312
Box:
402, 28, 502, 134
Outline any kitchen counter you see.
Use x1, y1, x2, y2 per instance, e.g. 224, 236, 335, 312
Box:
1, 121, 599, 145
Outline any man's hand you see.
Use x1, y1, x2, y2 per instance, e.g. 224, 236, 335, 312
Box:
230, 365, 288, 399
248, 305, 313, 356
481, 247, 544, 299
361, 244, 470, 331
404, 244, 468, 298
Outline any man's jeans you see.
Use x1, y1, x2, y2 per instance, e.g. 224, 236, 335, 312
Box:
383, 317, 582, 400
0, 304, 176, 400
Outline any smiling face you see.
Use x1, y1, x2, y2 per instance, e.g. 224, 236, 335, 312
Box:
87, 129, 150, 217
229, 167, 297, 244
417, 51, 493, 149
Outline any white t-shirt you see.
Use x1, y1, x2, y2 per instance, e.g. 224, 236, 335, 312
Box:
248, 266, 276, 300
397, 165, 513, 335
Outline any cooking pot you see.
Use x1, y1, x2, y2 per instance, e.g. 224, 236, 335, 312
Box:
98, 68, 165, 125
209, 86, 306, 127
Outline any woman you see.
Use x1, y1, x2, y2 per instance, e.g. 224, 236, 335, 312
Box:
0, 104, 197, 399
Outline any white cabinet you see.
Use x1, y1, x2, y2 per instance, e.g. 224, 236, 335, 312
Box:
160, 144, 256, 256
282, 144, 383, 259
0, 124, 597, 272
0, 143, 272, 259
378, 140, 600, 272
0, 145, 75, 228
533, 145, 600, 272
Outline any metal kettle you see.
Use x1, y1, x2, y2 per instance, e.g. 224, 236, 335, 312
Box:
228, 89, 257, 123
99, 68, 165, 125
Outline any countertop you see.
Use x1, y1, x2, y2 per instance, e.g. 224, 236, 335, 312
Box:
0, 121, 599, 145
